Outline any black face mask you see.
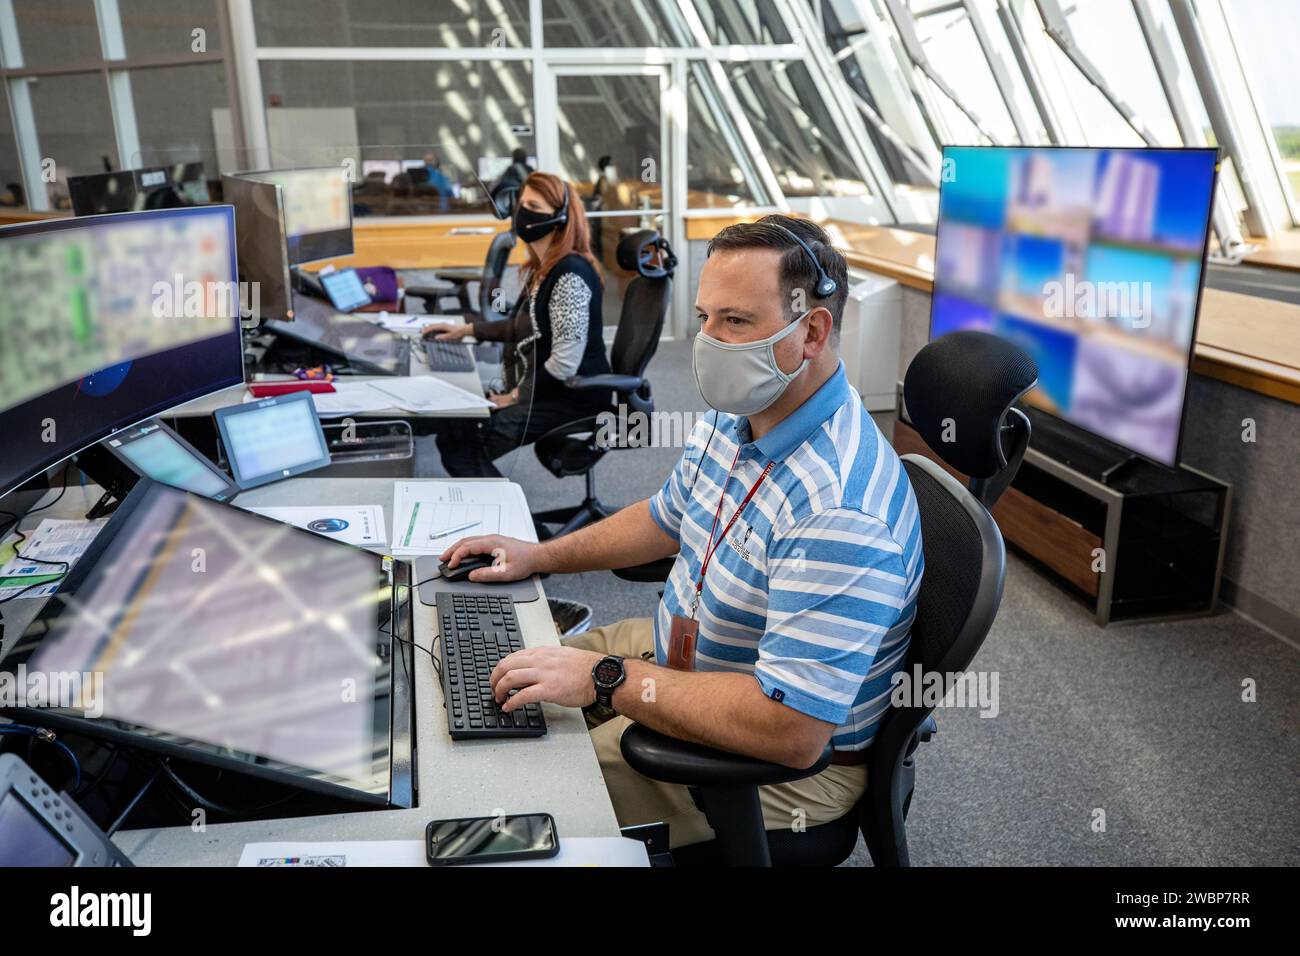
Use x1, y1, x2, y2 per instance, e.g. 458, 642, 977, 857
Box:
513, 202, 566, 243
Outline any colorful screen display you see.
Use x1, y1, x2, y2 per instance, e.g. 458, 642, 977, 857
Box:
0, 206, 242, 496
931, 147, 1217, 466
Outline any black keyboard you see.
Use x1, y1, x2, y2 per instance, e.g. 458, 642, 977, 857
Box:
424, 339, 476, 372
437, 592, 547, 739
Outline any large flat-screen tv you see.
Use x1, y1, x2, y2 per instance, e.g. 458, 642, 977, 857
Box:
0, 206, 243, 498
930, 146, 1218, 468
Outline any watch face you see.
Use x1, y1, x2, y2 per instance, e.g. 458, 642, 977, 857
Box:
594, 657, 623, 685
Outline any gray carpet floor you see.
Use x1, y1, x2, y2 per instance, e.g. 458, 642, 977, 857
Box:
419, 337, 1300, 866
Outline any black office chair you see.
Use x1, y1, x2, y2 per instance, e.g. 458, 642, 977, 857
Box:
530, 230, 677, 538
405, 228, 517, 320
617, 330, 1038, 866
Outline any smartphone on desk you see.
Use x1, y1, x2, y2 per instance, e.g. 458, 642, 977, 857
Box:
426, 813, 559, 866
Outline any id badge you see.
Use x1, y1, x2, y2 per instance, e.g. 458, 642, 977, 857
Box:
667, 615, 698, 671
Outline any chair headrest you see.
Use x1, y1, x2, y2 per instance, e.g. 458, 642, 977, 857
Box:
616, 230, 677, 278
903, 331, 1038, 479
488, 183, 519, 220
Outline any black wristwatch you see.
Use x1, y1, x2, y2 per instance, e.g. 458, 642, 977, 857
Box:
591, 655, 627, 710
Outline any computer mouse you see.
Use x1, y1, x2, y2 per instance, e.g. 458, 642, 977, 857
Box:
439, 554, 495, 582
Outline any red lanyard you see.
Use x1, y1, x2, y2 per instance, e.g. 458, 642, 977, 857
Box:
692, 450, 774, 615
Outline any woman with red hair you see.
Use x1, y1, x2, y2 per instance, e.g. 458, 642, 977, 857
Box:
424, 171, 613, 477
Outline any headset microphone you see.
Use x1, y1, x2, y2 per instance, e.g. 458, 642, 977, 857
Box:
531, 186, 569, 231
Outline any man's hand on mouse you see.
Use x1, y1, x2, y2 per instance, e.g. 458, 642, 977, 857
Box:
440, 534, 541, 583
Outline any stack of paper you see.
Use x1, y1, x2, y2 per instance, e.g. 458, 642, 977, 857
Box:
311, 380, 398, 416
0, 518, 108, 601
391, 480, 536, 555
241, 505, 387, 548
366, 376, 494, 412
310, 377, 492, 417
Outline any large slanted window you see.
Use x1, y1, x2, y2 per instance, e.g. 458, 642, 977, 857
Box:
0, 0, 235, 211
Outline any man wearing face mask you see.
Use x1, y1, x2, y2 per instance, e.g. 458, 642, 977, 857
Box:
441, 215, 924, 848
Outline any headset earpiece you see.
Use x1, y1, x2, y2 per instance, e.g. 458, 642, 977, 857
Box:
771, 223, 838, 300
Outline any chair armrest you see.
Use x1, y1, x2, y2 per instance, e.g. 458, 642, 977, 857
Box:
611, 557, 676, 583
620, 723, 831, 788
403, 284, 456, 299
432, 268, 481, 283
919, 714, 938, 742
566, 373, 645, 392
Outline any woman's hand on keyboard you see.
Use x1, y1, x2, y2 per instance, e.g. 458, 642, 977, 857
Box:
421, 322, 472, 341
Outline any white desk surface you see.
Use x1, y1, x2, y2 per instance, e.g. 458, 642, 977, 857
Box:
2, 478, 621, 866
169, 313, 490, 421
166, 369, 489, 422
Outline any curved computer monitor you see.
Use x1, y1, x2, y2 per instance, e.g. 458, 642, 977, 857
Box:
0, 205, 243, 498
930, 146, 1218, 468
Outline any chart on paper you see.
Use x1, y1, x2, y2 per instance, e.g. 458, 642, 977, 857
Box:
392, 480, 536, 555
399, 502, 502, 550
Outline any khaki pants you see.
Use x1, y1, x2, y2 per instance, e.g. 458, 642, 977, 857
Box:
562, 617, 867, 849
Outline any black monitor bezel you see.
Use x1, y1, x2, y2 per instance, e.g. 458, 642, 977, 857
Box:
0, 205, 244, 499
213, 390, 333, 490
263, 307, 409, 376
0, 479, 409, 809
100, 417, 241, 502
930, 144, 1219, 471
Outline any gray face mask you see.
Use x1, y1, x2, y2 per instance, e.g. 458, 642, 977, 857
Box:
691, 311, 811, 416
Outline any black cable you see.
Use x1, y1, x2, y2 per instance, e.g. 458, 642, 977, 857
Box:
0, 465, 75, 605
496, 275, 539, 484
2, 462, 71, 531
381, 583, 442, 681
0, 726, 82, 790
0, 553, 70, 605
691, 414, 720, 490
504, 344, 540, 483
157, 758, 299, 819
105, 768, 159, 837
73, 745, 122, 802
390, 631, 441, 684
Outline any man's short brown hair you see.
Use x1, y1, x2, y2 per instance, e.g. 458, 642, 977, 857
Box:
706, 214, 849, 336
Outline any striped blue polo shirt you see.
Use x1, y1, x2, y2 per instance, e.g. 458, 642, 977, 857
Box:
648, 361, 923, 750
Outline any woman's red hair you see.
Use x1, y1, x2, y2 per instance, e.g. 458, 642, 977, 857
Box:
518, 172, 603, 292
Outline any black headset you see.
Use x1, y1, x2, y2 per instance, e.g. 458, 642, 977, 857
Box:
520, 184, 569, 231
769, 223, 838, 299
